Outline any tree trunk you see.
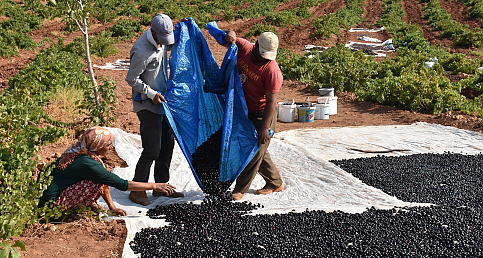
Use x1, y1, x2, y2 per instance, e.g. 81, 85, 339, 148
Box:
83, 19, 103, 122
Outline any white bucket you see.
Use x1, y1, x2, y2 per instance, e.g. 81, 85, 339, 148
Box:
317, 96, 338, 115
314, 103, 330, 120
318, 88, 334, 97
278, 99, 296, 123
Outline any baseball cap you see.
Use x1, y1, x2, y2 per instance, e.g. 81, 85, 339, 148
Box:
151, 14, 175, 45
258, 32, 279, 60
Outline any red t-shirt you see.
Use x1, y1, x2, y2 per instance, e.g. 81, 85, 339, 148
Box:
236, 38, 283, 112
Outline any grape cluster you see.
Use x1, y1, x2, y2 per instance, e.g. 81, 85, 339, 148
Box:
191, 128, 232, 196
129, 152, 483, 257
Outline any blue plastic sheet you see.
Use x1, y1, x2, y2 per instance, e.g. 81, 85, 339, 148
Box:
163, 18, 260, 190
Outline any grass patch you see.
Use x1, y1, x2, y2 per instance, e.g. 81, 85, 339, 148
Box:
45, 86, 86, 124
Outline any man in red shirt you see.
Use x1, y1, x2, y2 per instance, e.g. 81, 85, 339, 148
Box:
224, 31, 284, 200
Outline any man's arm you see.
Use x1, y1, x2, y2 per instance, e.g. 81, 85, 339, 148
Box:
258, 92, 278, 146
125, 52, 160, 102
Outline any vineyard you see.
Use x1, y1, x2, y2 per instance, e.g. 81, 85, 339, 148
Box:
2, 0, 483, 256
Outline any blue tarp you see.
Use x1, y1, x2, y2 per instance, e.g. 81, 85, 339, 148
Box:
162, 18, 260, 190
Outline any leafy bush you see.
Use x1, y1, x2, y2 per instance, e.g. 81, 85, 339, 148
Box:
90, 31, 119, 58
0, 10, 43, 33
0, 30, 39, 58
469, 0, 483, 18
454, 29, 483, 48
439, 53, 483, 74
358, 68, 464, 114
110, 18, 142, 39
8, 45, 90, 102
245, 22, 277, 37
92, 0, 118, 23
294, 6, 313, 19
313, 0, 365, 38
78, 76, 118, 126
0, 92, 66, 241
277, 44, 377, 92
235, 0, 280, 19
299, 0, 328, 8
265, 10, 301, 27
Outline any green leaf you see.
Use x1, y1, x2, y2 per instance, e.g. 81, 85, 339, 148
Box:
11, 241, 25, 251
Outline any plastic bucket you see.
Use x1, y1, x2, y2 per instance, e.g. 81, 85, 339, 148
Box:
278, 99, 296, 123
317, 96, 338, 115
318, 88, 334, 97
298, 105, 316, 122
314, 103, 330, 120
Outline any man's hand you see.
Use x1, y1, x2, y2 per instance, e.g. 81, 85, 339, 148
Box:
153, 92, 167, 105
225, 30, 237, 45
257, 127, 270, 147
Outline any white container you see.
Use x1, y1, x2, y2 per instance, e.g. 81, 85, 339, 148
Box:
317, 96, 338, 115
318, 88, 334, 97
314, 103, 330, 120
278, 99, 297, 123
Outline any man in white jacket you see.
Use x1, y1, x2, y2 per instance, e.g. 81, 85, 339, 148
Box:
125, 14, 184, 206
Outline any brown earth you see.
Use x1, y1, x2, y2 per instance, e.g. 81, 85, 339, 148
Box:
3, 0, 483, 256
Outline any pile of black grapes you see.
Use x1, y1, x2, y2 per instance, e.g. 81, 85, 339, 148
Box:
191, 129, 232, 196
130, 152, 483, 257
331, 152, 483, 208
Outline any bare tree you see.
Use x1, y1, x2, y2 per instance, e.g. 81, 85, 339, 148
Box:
65, 0, 102, 119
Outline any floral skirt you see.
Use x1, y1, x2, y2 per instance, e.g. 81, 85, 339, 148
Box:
55, 179, 103, 210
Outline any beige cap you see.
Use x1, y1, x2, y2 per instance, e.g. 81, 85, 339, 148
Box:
258, 32, 278, 60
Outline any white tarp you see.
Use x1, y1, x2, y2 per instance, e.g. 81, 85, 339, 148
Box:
101, 122, 483, 257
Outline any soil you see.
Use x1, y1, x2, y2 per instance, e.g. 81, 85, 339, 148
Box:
3, 0, 483, 256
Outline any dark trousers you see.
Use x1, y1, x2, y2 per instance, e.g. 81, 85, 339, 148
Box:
233, 111, 282, 193
133, 110, 174, 183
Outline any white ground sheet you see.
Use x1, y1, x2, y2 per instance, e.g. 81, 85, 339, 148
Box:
100, 122, 483, 257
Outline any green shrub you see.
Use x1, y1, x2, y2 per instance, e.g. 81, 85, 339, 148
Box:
234, 0, 279, 19
78, 76, 118, 126
89, 31, 119, 58
454, 29, 483, 48
358, 68, 463, 114
265, 10, 301, 27
92, 0, 118, 23
110, 18, 142, 39
0, 11, 43, 33
8, 47, 90, 102
0, 30, 39, 58
0, 92, 66, 241
277, 44, 377, 92
245, 22, 277, 37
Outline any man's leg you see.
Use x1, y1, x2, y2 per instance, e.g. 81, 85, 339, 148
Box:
130, 110, 163, 205
256, 112, 283, 193
133, 110, 163, 182
232, 111, 274, 195
152, 115, 184, 197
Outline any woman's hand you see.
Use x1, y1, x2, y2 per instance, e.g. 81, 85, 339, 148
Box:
154, 183, 176, 195
111, 207, 128, 216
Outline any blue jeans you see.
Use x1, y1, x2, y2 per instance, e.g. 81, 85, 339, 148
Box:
133, 110, 174, 183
